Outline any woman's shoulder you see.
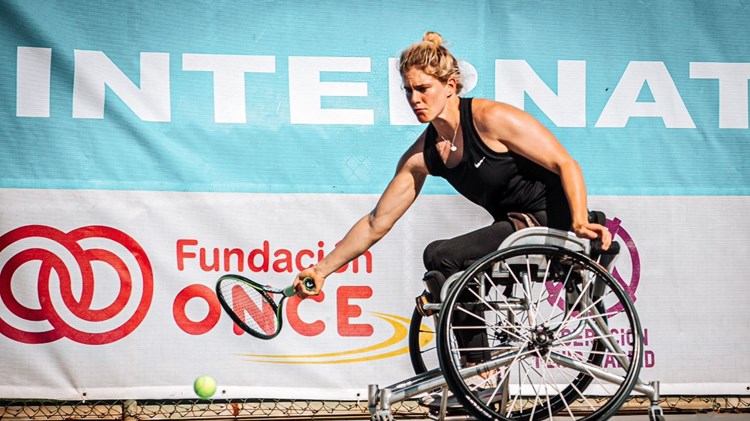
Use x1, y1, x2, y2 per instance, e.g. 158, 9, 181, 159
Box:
469, 97, 529, 134
412, 127, 429, 148
469, 97, 521, 117
396, 129, 430, 174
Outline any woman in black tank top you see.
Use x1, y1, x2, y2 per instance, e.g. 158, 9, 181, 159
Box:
293, 32, 611, 362
294, 31, 610, 293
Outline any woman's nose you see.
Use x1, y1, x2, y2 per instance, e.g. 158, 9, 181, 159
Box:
408, 91, 420, 105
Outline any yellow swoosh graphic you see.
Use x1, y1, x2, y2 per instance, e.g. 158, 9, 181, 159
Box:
238, 312, 426, 364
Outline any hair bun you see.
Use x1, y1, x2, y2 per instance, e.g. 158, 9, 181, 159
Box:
422, 31, 444, 46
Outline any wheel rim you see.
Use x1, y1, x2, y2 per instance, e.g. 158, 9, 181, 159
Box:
437, 245, 643, 421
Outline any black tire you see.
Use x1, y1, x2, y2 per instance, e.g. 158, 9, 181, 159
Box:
408, 304, 438, 374
437, 245, 643, 421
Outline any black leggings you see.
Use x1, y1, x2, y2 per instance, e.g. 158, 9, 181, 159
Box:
422, 209, 570, 362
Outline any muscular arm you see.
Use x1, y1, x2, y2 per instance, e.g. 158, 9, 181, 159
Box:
473, 99, 611, 248
295, 137, 430, 295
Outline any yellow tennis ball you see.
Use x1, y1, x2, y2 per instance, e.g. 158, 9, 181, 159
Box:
193, 375, 217, 399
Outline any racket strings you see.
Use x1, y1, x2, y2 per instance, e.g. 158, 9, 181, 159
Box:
219, 280, 280, 337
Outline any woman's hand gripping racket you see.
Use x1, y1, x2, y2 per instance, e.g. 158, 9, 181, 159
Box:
215, 274, 316, 340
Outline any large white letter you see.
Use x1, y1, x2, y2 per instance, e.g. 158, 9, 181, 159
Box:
596, 61, 694, 128
691, 62, 750, 129
17, 47, 51, 118
73, 51, 171, 121
495, 60, 586, 127
388, 58, 478, 125
288, 57, 373, 125
183, 54, 276, 124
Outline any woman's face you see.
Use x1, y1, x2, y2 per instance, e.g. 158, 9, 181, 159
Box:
402, 68, 454, 123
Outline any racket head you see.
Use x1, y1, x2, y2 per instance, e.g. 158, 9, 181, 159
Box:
216, 274, 284, 340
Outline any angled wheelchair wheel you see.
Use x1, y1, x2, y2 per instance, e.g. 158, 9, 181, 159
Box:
408, 304, 438, 374
436, 244, 643, 421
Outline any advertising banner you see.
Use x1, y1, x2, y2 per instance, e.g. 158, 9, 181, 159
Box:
1, 1, 748, 399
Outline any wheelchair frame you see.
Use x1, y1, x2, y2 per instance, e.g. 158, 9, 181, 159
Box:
368, 227, 664, 421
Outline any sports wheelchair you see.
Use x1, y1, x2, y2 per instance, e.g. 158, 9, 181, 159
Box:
368, 212, 663, 421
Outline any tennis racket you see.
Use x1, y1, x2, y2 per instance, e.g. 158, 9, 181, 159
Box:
216, 274, 316, 340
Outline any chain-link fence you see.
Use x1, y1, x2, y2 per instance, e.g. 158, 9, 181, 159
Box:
1, 396, 749, 420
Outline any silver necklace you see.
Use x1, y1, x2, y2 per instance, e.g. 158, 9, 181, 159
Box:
439, 121, 459, 152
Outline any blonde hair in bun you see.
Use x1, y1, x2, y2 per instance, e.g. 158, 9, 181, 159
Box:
399, 31, 463, 94
422, 31, 444, 46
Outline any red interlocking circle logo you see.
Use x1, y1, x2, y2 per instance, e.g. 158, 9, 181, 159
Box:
0, 225, 153, 344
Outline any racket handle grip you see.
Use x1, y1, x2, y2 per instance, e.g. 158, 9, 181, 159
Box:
303, 277, 315, 291
283, 277, 317, 297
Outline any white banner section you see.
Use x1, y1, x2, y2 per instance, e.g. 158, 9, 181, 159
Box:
0, 189, 748, 399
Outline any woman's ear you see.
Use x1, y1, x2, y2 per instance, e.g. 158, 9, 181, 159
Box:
446, 77, 458, 97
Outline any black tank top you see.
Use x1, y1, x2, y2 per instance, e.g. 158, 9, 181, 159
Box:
423, 97, 569, 222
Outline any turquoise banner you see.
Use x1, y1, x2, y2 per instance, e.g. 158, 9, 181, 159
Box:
1, 0, 748, 195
